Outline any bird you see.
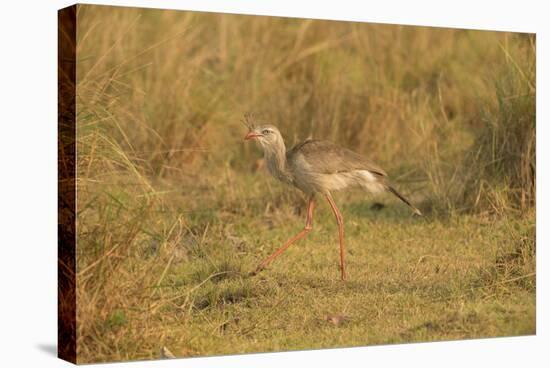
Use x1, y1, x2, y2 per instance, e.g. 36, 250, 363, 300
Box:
243, 114, 421, 280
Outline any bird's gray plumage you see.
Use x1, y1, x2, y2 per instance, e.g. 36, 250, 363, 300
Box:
245, 123, 421, 215
287, 139, 387, 177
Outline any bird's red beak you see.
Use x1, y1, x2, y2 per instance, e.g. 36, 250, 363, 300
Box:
244, 132, 261, 140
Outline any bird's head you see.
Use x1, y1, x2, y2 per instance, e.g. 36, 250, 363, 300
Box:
244, 124, 282, 146
242, 113, 284, 152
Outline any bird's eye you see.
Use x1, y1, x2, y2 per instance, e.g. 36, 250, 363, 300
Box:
262, 129, 271, 135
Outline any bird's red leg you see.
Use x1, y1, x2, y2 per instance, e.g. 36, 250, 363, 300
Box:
252, 196, 315, 275
325, 193, 346, 281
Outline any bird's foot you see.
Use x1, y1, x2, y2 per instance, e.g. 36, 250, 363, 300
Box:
249, 264, 265, 277
413, 208, 423, 217
340, 268, 347, 281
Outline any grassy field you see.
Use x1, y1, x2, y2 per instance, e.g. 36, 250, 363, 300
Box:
73, 4, 535, 363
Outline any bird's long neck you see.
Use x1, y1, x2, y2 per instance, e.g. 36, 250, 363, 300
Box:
263, 139, 292, 184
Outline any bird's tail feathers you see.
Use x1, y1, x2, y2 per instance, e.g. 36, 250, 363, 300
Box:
387, 185, 422, 216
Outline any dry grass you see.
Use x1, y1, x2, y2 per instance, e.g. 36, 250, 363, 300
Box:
72, 4, 535, 363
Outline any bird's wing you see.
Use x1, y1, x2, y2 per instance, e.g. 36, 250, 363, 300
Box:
287, 140, 387, 177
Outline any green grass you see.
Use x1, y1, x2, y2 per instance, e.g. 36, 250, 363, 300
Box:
75, 176, 535, 362
72, 4, 535, 363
